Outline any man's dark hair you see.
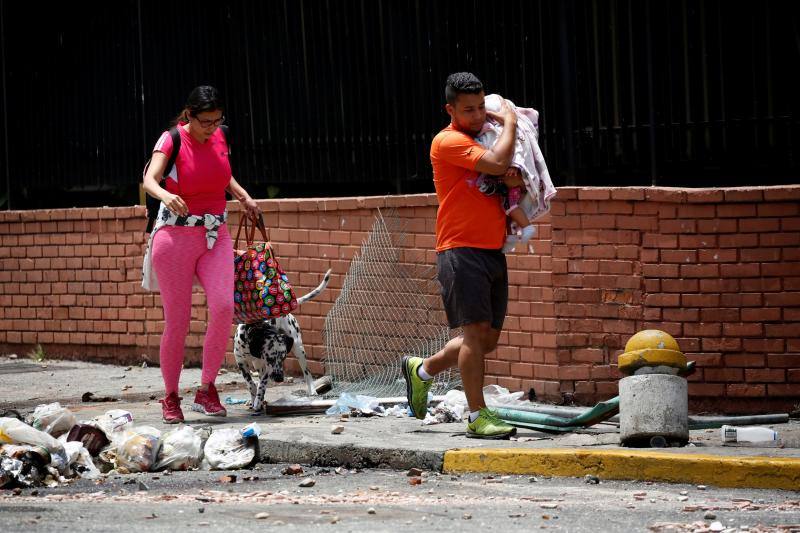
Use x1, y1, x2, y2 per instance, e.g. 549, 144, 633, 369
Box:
445, 72, 484, 104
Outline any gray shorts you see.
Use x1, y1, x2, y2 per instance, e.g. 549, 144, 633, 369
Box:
436, 247, 508, 330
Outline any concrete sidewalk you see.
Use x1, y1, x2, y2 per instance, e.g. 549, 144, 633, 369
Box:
2, 357, 799, 490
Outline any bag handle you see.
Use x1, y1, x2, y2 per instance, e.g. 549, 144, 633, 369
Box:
235, 212, 270, 249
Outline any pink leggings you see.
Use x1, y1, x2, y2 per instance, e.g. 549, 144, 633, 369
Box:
151, 224, 233, 394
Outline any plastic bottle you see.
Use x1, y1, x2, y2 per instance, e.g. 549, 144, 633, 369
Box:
241, 422, 261, 439
721, 425, 778, 444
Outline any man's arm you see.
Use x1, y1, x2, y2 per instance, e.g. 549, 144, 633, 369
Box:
474, 99, 518, 175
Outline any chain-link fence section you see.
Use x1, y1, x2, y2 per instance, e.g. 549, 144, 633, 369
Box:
316, 210, 461, 399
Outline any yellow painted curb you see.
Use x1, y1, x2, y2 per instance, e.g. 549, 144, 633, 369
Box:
443, 448, 800, 490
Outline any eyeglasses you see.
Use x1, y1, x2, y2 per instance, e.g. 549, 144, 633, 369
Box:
192, 115, 225, 128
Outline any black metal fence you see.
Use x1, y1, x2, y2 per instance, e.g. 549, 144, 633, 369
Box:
1, 1, 798, 209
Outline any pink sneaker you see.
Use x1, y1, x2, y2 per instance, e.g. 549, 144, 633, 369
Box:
192, 383, 227, 416
160, 392, 184, 424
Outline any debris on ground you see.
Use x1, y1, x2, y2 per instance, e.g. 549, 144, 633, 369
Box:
331, 425, 345, 434
325, 393, 385, 417
282, 464, 304, 475
81, 392, 119, 403
1, 408, 263, 488
299, 478, 315, 487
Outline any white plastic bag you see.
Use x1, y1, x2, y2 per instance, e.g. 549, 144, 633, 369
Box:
203, 428, 255, 470
115, 426, 161, 473
325, 393, 384, 416
154, 426, 202, 471
29, 402, 77, 437
63, 441, 101, 479
92, 410, 133, 439
0, 417, 65, 458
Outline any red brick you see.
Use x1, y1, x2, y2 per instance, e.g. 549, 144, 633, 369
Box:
704, 368, 744, 382
660, 219, 696, 234
725, 353, 765, 367
742, 338, 784, 352
697, 218, 738, 233
724, 189, 763, 202
764, 292, 800, 306
680, 264, 719, 278
744, 369, 786, 383
688, 383, 726, 397
611, 188, 645, 201
701, 337, 741, 352
726, 384, 766, 398
646, 188, 687, 203
738, 218, 781, 233
720, 264, 760, 278
740, 308, 781, 322
661, 250, 697, 263
718, 233, 759, 248
717, 204, 756, 218
763, 186, 800, 201
758, 203, 800, 217
740, 248, 781, 262
578, 188, 611, 200
768, 384, 800, 397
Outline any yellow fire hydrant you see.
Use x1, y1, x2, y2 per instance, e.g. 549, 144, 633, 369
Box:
618, 330, 689, 447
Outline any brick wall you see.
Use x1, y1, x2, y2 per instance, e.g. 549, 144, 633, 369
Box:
0, 187, 798, 413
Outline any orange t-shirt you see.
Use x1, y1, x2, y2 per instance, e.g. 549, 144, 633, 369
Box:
430, 124, 506, 252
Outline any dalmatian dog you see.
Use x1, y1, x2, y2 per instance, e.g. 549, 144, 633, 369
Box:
234, 269, 331, 411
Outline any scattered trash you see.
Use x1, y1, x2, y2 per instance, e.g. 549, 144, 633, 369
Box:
81, 392, 119, 403
704, 512, 717, 520
331, 425, 345, 434
0, 417, 68, 472
407, 468, 423, 477
137, 481, 149, 491
462, 513, 472, 520
255, 512, 270, 519
721, 425, 778, 445
241, 423, 261, 439
218, 474, 236, 483
91, 410, 134, 444
116, 426, 161, 473
66, 424, 110, 457
29, 403, 76, 438
224, 397, 248, 405
0, 444, 50, 487
325, 393, 385, 417
299, 478, 315, 487
204, 428, 256, 470
367, 508, 376, 515
383, 404, 409, 418
154, 426, 203, 471
62, 441, 101, 480
709, 521, 724, 532
584, 475, 599, 484
408, 477, 422, 485
283, 464, 304, 475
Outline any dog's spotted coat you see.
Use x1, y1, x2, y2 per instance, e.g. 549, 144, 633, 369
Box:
234, 270, 331, 411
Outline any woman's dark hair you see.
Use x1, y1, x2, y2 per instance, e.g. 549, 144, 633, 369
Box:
172, 85, 224, 125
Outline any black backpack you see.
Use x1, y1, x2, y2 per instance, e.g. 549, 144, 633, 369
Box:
144, 124, 229, 232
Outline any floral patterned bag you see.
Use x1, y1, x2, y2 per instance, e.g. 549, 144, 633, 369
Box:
232, 214, 298, 324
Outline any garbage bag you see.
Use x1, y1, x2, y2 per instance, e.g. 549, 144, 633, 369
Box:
29, 402, 77, 438
153, 426, 203, 471
0, 417, 67, 471
203, 428, 255, 470
91, 410, 134, 444
115, 426, 161, 473
63, 441, 101, 480
0, 444, 51, 487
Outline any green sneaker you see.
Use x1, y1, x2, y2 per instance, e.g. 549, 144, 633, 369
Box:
466, 408, 517, 439
401, 356, 432, 419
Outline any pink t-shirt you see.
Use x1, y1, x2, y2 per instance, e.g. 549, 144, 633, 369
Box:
153, 125, 231, 215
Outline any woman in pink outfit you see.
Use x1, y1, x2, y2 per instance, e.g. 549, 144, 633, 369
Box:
142, 86, 259, 423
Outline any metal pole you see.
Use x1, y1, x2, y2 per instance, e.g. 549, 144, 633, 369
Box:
645, 0, 658, 186
557, 0, 576, 185
1, 2, 10, 209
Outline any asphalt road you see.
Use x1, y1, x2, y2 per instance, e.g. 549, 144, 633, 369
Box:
1, 465, 799, 532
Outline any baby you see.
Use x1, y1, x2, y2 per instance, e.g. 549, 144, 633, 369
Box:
476, 94, 542, 253
477, 168, 536, 253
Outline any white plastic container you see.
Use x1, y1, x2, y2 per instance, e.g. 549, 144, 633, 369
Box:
721, 425, 778, 444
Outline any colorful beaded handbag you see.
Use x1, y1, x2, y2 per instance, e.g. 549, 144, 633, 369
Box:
232, 214, 298, 324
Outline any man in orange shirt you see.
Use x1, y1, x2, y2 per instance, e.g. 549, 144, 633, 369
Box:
402, 72, 522, 439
